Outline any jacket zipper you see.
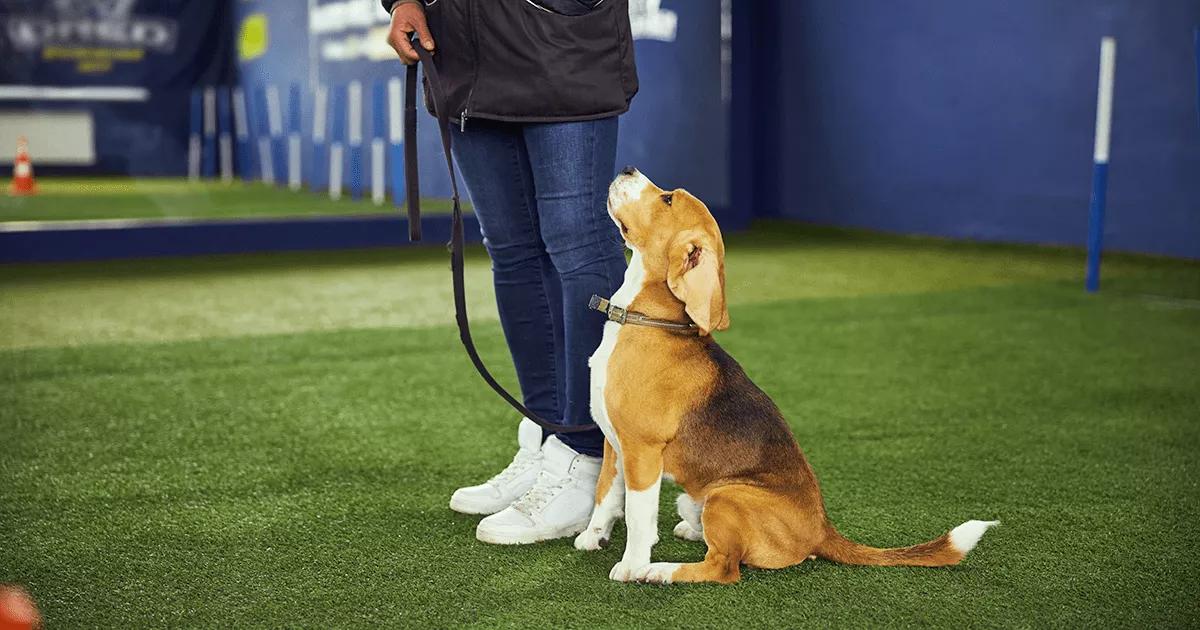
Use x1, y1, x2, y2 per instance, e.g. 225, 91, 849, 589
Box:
461, 0, 478, 131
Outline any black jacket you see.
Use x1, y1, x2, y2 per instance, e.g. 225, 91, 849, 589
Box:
383, 0, 639, 125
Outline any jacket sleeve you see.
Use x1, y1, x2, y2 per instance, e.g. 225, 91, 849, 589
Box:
382, 0, 418, 13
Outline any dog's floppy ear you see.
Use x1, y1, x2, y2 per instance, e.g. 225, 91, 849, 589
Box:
667, 232, 730, 335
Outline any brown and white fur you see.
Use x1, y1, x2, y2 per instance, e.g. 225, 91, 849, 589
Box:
573, 168, 998, 584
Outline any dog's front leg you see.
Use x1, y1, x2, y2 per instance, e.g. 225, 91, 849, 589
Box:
608, 445, 663, 582
575, 439, 624, 550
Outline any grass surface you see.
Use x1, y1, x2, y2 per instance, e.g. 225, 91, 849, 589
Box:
2, 223, 1198, 627
0, 178, 461, 223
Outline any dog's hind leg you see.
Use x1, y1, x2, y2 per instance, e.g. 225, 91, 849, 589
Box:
673, 493, 704, 541
636, 488, 747, 584
635, 548, 741, 584
575, 439, 624, 551
637, 484, 822, 584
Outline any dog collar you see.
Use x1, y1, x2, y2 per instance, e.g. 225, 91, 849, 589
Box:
588, 295, 700, 334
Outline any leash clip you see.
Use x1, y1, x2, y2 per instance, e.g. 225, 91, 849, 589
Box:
588, 294, 627, 324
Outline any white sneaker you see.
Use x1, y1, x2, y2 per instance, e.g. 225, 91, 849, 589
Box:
475, 436, 601, 545
449, 418, 543, 515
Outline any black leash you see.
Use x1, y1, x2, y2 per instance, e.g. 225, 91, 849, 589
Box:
404, 41, 597, 434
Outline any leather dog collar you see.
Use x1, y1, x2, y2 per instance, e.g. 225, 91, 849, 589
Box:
589, 294, 700, 334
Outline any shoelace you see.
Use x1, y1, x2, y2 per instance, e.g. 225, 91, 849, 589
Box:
488, 450, 539, 487
511, 470, 569, 516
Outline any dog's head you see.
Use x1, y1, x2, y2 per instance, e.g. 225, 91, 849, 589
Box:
608, 167, 729, 335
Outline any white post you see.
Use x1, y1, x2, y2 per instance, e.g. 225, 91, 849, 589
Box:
232, 87, 249, 142
219, 134, 233, 183
187, 136, 201, 181
371, 138, 386, 205
313, 84, 328, 145
348, 81, 363, 148
264, 84, 283, 186
202, 87, 216, 180
266, 84, 283, 138
232, 87, 250, 181
258, 137, 275, 185
329, 143, 344, 200
288, 133, 302, 191
203, 87, 216, 140
1085, 37, 1116, 293
388, 77, 404, 145
1093, 38, 1116, 165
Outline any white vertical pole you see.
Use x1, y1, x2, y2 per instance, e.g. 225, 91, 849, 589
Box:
187, 88, 201, 182
371, 138, 386, 205
388, 77, 404, 144
348, 81, 363, 147
313, 85, 328, 145
216, 84, 231, 183
258, 137, 275, 185
311, 84, 328, 191
219, 134, 233, 183
387, 77, 405, 205
266, 84, 283, 138
203, 87, 217, 138
1085, 37, 1116, 293
1093, 38, 1116, 165
187, 136, 201, 181
200, 86, 216, 180
264, 84, 283, 186
288, 133, 302, 191
348, 80, 364, 198
329, 143, 344, 200
233, 87, 249, 141
232, 87, 251, 181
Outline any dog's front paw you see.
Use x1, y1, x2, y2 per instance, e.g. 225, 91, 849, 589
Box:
574, 527, 610, 551
673, 520, 703, 541
634, 562, 681, 584
609, 559, 649, 582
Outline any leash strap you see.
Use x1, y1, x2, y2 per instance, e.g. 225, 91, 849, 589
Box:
405, 41, 597, 434
404, 58, 421, 241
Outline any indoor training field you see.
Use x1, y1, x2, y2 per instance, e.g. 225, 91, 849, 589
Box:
2, 223, 1197, 627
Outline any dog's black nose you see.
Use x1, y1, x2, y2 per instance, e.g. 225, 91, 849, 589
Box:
620, 165, 638, 176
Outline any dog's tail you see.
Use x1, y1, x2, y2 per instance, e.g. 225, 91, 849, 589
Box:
815, 519, 998, 567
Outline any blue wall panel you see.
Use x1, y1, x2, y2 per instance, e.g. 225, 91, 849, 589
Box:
757, 0, 1200, 258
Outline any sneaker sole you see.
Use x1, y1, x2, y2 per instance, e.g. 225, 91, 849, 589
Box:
475, 519, 590, 545
448, 494, 508, 516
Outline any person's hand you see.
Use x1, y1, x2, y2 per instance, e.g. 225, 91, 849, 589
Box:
387, 0, 435, 65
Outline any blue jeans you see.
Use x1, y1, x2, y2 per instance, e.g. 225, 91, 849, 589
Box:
451, 117, 626, 457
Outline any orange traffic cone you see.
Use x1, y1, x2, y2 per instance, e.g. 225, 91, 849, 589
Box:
9, 136, 36, 196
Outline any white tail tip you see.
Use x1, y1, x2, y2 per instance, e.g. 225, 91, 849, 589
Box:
949, 519, 999, 554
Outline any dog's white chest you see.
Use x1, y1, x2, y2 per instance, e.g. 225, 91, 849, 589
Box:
588, 249, 645, 456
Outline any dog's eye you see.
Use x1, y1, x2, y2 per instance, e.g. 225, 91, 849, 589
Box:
661, 193, 673, 206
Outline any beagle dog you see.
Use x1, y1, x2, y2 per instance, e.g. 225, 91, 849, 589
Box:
574, 168, 997, 584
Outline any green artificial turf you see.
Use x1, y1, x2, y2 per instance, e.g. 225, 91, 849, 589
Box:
1, 223, 1198, 627
0, 178, 462, 223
